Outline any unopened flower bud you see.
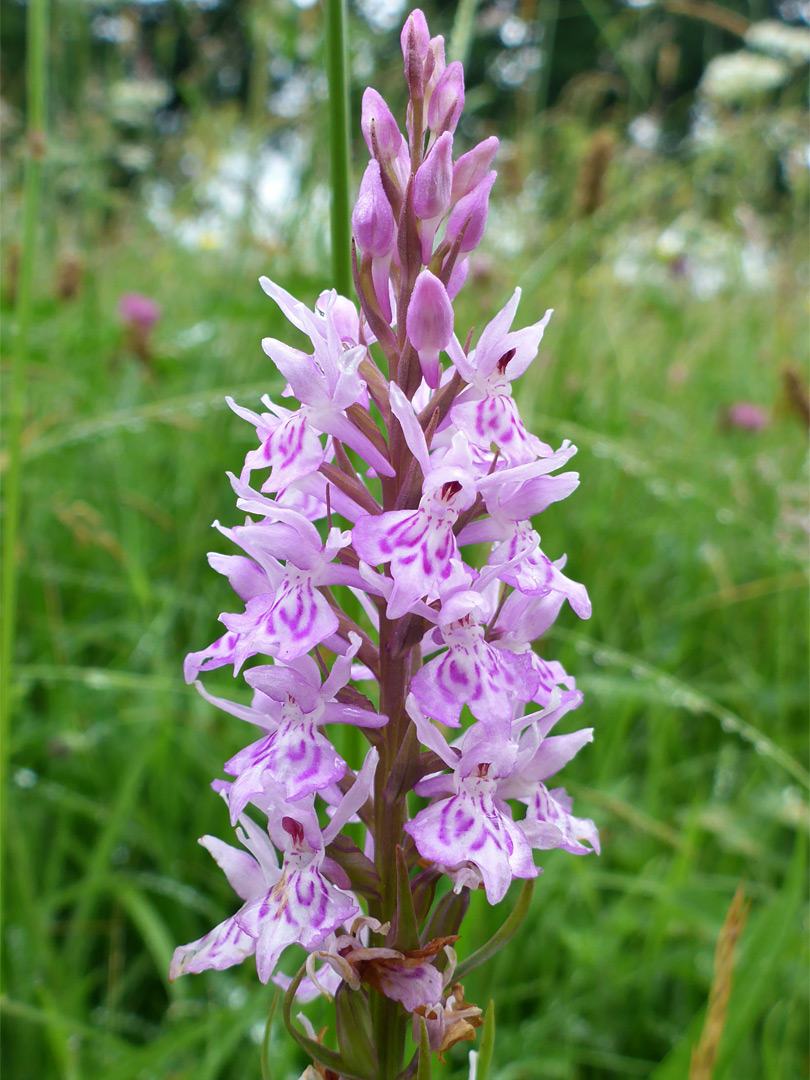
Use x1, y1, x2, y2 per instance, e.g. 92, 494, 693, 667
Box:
445, 171, 496, 255
353, 161, 396, 257
353, 162, 396, 322
401, 8, 431, 93
413, 131, 453, 264
427, 61, 465, 136
362, 88, 409, 187
406, 269, 454, 388
451, 137, 499, 202
425, 35, 447, 98
446, 257, 469, 301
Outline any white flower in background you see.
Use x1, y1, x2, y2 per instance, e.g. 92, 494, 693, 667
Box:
699, 51, 791, 104
745, 20, 810, 65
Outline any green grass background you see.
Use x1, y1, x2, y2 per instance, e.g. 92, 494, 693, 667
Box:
3, 158, 808, 1079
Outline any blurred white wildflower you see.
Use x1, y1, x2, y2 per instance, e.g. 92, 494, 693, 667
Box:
628, 113, 661, 151
115, 144, 154, 172
777, 0, 810, 20
745, 19, 810, 64
700, 51, 791, 104
357, 0, 407, 32
500, 15, 528, 46
144, 134, 307, 252
486, 174, 546, 258
611, 214, 775, 299
110, 78, 172, 126
490, 46, 544, 88
91, 14, 136, 44
269, 73, 314, 119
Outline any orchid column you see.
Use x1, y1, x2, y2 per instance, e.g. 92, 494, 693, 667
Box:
171, 11, 598, 1079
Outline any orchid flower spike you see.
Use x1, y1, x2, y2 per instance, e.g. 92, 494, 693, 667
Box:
175, 11, 596, 1075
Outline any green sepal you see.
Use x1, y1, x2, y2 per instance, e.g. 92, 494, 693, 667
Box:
335, 983, 378, 1078
416, 1016, 432, 1080
455, 879, 534, 981
411, 866, 441, 927
476, 1000, 496, 1080
383, 724, 423, 804
389, 845, 421, 952
326, 833, 384, 902
420, 884, 470, 949
327, 833, 382, 905
351, 239, 400, 365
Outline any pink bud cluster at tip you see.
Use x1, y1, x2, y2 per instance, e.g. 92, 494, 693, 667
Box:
173, 10, 597, 1063
354, 7, 500, 339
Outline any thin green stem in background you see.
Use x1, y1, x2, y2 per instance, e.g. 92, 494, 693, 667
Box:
448, 0, 482, 65
1, 0, 50, 813
325, 0, 352, 295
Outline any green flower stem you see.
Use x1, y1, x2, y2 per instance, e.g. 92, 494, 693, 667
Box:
1, 0, 49, 804
325, 0, 352, 295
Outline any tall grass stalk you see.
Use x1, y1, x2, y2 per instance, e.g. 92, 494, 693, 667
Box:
448, 0, 482, 64
324, 0, 352, 295
1, 0, 50, 813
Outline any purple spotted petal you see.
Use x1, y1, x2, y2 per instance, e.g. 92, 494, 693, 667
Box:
451, 391, 549, 466
519, 784, 600, 856
353, 506, 472, 618
221, 577, 338, 668
170, 913, 256, 979
374, 961, 444, 1012
236, 861, 358, 984
527, 652, 577, 707
224, 718, 346, 805
517, 727, 595, 784
238, 403, 325, 492
183, 631, 239, 684
404, 771, 538, 904
487, 525, 591, 617
410, 621, 540, 727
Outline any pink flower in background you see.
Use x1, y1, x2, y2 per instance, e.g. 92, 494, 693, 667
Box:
118, 292, 161, 331
724, 402, 769, 431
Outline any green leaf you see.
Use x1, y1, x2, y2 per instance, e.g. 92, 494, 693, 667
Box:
549, 627, 810, 789
455, 880, 534, 981
260, 990, 280, 1080
714, 836, 807, 1076
475, 1001, 496, 1080
420, 883, 470, 947
390, 845, 421, 952
416, 1016, 432, 1080
116, 885, 187, 1000
281, 961, 368, 1080
335, 984, 377, 1078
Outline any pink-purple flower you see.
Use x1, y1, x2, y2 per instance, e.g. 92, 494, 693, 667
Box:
174, 10, 597, 1076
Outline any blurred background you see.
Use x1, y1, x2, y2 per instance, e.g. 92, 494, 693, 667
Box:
1, 1, 808, 1077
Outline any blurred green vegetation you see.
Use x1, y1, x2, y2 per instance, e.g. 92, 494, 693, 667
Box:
1, 0, 808, 1078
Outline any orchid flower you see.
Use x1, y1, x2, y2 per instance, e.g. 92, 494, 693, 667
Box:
175, 12, 597, 1076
